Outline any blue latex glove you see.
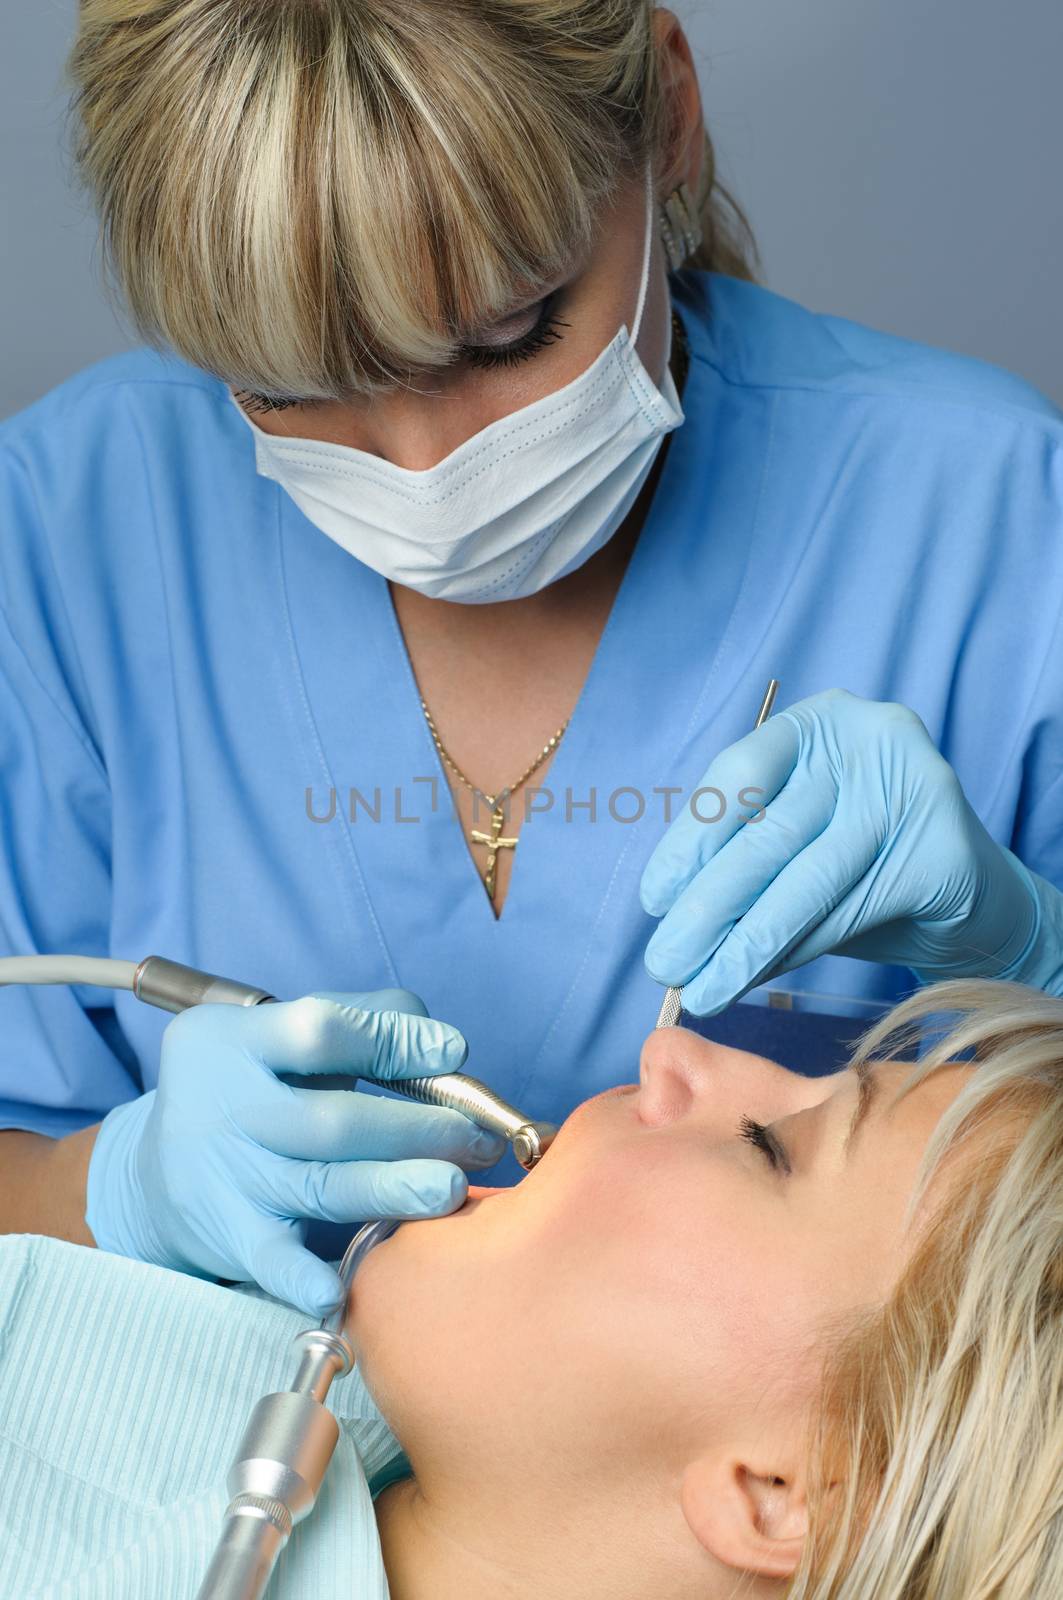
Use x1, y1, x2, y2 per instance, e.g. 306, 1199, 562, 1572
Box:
86, 989, 506, 1315
642, 687, 1063, 1016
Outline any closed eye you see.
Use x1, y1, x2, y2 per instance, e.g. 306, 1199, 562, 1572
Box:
462, 289, 569, 371
233, 389, 306, 415
737, 1115, 792, 1176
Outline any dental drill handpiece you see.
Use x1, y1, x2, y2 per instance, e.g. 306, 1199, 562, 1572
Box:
194, 1218, 399, 1600
129, 956, 558, 1171
654, 678, 780, 1029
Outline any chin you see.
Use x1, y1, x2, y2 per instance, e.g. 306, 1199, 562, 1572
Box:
345, 1184, 512, 1346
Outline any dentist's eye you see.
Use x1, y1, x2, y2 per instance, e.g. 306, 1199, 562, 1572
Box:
463, 291, 569, 371
233, 390, 306, 415
737, 1115, 791, 1176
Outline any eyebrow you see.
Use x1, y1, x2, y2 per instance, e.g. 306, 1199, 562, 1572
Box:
842, 1058, 881, 1158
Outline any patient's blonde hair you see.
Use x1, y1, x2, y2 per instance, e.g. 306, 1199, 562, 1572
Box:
66, 0, 759, 401
791, 979, 1063, 1599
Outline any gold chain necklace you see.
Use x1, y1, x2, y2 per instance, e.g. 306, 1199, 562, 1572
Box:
420, 700, 569, 900
417, 307, 686, 904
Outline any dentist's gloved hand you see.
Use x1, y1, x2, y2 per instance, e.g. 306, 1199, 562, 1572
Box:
642, 687, 1063, 1015
86, 989, 506, 1315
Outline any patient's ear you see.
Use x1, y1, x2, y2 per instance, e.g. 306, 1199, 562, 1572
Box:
679, 1452, 809, 1580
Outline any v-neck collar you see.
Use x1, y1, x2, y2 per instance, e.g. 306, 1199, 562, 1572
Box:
255, 278, 785, 1079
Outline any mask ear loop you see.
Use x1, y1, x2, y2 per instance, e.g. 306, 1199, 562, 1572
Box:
629, 158, 656, 347
628, 158, 674, 384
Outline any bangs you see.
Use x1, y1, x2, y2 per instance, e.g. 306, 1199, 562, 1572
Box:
70, 1, 649, 400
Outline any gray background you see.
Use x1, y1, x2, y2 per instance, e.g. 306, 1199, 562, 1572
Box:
2, 0, 1060, 420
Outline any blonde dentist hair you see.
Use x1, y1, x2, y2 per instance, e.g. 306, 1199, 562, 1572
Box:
66, 0, 759, 404
792, 977, 1063, 1599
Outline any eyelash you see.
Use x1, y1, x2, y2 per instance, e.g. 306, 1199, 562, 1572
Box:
738, 1114, 784, 1173
232, 389, 303, 416
234, 293, 570, 411
463, 292, 569, 371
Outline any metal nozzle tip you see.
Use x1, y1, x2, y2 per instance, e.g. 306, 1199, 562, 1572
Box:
512, 1121, 559, 1170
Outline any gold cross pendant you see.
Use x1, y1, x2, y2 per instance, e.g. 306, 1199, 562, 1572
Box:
470, 806, 519, 900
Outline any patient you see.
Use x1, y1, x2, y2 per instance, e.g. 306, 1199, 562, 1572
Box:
0, 977, 1060, 1599
359, 976, 1063, 1600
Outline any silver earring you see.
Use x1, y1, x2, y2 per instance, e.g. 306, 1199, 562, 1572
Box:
659, 181, 703, 271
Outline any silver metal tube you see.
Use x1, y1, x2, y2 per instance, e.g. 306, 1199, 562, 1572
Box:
290, 1335, 350, 1404
194, 1391, 337, 1600
132, 955, 276, 1013
655, 678, 780, 1028
195, 1501, 290, 1600
196, 1220, 400, 1600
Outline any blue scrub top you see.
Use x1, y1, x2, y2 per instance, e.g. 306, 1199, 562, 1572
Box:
2, 269, 1062, 1195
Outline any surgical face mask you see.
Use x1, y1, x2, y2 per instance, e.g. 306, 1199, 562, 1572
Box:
228, 160, 685, 603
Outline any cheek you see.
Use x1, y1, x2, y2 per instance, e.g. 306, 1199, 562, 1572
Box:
502, 1142, 820, 1452
521, 1138, 795, 1367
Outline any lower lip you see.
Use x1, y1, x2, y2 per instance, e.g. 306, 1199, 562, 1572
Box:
466, 1184, 510, 1201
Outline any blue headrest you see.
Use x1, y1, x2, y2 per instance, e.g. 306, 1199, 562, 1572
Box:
679, 1000, 876, 1079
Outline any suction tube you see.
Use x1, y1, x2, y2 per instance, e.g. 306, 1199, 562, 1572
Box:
194, 1220, 400, 1600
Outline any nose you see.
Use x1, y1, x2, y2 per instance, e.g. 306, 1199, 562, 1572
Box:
347, 367, 541, 472
348, 398, 484, 473
636, 1028, 834, 1130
